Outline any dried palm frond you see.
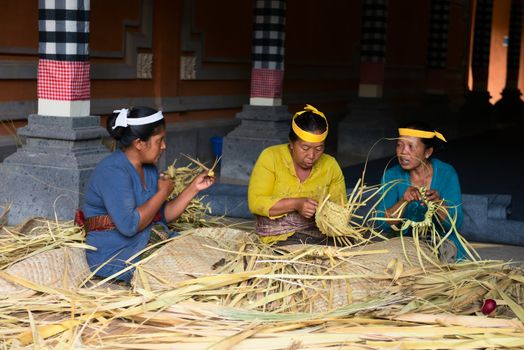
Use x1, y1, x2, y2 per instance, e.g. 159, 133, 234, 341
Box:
181, 153, 220, 178
0, 203, 9, 229
163, 159, 216, 230
0, 119, 23, 147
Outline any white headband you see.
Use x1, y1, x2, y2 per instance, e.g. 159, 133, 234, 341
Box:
112, 108, 164, 130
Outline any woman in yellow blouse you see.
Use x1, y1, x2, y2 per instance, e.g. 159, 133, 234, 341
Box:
248, 105, 346, 244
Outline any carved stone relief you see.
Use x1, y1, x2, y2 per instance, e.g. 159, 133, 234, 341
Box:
180, 56, 196, 80
137, 53, 153, 79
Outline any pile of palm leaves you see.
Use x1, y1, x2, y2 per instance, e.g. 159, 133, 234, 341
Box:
0, 220, 523, 349
0, 207, 88, 270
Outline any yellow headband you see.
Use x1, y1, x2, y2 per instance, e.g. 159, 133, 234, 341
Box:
292, 104, 328, 143
398, 128, 447, 142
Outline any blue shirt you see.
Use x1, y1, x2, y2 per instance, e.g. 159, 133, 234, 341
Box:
83, 150, 165, 282
376, 158, 466, 260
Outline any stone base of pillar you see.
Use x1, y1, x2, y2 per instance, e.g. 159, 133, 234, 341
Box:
459, 90, 493, 135
337, 98, 397, 168
220, 105, 291, 184
494, 88, 524, 126
0, 115, 110, 224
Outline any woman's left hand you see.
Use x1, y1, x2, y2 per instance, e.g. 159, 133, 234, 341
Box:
191, 171, 216, 191
425, 189, 441, 202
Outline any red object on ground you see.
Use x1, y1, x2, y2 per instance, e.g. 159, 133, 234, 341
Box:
75, 209, 85, 227
481, 299, 497, 315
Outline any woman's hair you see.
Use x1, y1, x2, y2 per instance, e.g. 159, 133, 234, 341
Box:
107, 106, 165, 148
289, 111, 328, 142
401, 121, 445, 152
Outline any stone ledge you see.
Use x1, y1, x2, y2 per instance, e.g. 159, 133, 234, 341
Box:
201, 183, 524, 246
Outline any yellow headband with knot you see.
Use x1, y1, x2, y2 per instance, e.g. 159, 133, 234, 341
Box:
292, 104, 329, 143
398, 128, 447, 142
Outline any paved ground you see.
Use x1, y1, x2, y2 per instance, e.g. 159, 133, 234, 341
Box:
472, 242, 524, 264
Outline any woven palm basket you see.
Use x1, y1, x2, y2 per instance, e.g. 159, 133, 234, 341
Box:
133, 227, 435, 312
132, 227, 254, 290
0, 247, 90, 297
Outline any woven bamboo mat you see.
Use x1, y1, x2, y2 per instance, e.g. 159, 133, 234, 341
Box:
0, 247, 90, 297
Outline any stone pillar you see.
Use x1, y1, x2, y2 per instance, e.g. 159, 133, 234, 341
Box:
338, 0, 395, 166
494, 0, 524, 125
0, 0, 109, 224
357, 0, 387, 99
460, 0, 494, 133
220, 0, 291, 185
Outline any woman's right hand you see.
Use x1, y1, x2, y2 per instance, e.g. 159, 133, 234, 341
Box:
402, 186, 422, 203
189, 171, 216, 192
295, 198, 318, 218
158, 173, 174, 198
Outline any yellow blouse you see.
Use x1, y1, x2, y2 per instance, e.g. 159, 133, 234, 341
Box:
248, 144, 347, 220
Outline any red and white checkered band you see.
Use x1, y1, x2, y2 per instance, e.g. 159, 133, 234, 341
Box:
250, 68, 283, 98
37, 59, 90, 101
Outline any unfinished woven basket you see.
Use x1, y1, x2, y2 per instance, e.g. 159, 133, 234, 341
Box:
315, 198, 367, 243
0, 247, 90, 297
315, 200, 351, 235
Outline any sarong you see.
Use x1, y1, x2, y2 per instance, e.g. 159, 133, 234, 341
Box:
255, 212, 327, 245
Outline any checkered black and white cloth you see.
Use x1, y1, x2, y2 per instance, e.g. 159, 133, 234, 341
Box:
360, 0, 388, 63
426, 0, 450, 69
38, 0, 90, 101
471, 0, 493, 71
252, 0, 286, 70
38, 0, 89, 61
250, 0, 286, 99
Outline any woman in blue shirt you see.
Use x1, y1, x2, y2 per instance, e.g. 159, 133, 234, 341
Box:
376, 122, 465, 261
83, 106, 214, 282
